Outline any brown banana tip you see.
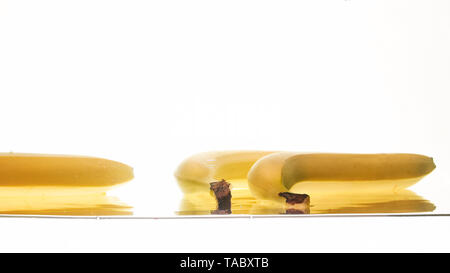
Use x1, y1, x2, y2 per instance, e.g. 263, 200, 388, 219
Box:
209, 179, 232, 212
279, 192, 310, 205
279, 192, 311, 214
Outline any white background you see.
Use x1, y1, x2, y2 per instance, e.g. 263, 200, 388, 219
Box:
0, 0, 449, 252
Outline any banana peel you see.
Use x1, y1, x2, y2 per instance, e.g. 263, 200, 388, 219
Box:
175, 151, 436, 215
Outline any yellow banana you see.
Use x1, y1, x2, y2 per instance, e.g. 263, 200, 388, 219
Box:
174, 151, 273, 196
248, 152, 436, 200
176, 151, 436, 202
0, 153, 134, 187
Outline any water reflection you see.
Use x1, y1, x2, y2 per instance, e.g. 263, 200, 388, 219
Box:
177, 189, 435, 215
309, 190, 435, 214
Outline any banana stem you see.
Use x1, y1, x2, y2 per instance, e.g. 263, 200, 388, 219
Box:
210, 179, 232, 214
279, 192, 310, 214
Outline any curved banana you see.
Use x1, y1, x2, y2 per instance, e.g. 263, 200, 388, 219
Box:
176, 151, 435, 198
248, 152, 436, 200
174, 151, 273, 195
0, 153, 134, 187
175, 151, 436, 215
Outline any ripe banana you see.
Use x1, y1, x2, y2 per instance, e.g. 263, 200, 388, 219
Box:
0, 153, 134, 187
175, 151, 273, 196
175, 151, 436, 201
248, 152, 436, 200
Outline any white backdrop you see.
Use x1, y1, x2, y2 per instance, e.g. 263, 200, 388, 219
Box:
0, 0, 449, 251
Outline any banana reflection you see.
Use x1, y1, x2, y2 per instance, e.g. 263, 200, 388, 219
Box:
308, 190, 435, 214
251, 189, 435, 214
177, 183, 435, 215
0, 186, 132, 216
177, 178, 259, 215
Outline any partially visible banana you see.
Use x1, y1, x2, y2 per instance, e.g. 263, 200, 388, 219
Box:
0, 153, 134, 188
0, 153, 134, 216
175, 151, 436, 202
175, 151, 273, 196
248, 152, 436, 200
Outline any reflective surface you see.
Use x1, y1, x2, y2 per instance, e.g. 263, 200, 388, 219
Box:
177, 190, 435, 215
0, 186, 132, 216
175, 177, 436, 216
0, 177, 444, 218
